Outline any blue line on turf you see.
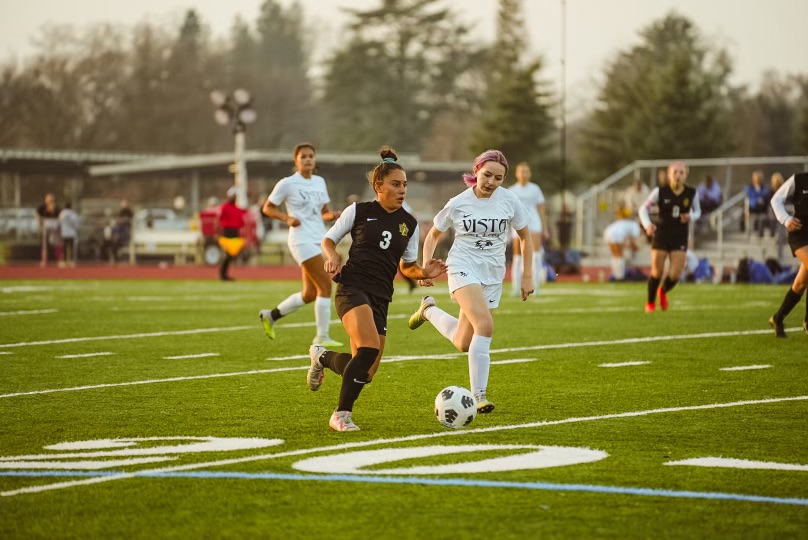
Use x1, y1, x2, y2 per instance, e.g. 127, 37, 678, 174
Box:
2, 470, 806, 506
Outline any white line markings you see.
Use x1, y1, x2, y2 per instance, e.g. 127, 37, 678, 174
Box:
0, 309, 58, 316
1, 328, 794, 400
491, 358, 537, 365
3, 394, 806, 497
720, 365, 771, 371
600, 361, 651, 368
0, 326, 255, 349
55, 352, 114, 359
666, 457, 808, 472
163, 353, 220, 360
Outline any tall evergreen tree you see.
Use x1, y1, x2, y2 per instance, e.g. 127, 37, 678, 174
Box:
467, 0, 555, 181
582, 13, 734, 179
320, 0, 480, 154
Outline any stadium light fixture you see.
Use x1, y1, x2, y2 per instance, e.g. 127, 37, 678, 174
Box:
210, 90, 258, 208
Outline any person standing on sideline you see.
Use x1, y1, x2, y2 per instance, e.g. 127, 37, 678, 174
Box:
259, 143, 343, 347
58, 202, 80, 267
35, 193, 62, 267
768, 172, 808, 338
216, 186, 247, 281
508, 162, 547, 296
308, 147, 447, 431
639, 161, 701, 312
603, 217, 642, 281
408, 149, 534, 414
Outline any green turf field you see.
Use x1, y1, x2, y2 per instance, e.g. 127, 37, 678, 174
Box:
1, 279, 806, 538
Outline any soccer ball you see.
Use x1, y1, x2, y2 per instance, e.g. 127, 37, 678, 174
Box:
434, 386, 476, 429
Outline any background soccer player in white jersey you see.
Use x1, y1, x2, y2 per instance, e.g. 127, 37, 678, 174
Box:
409, 149, 534, 414
259, 143, 343, 347
508, 162, 548, 296
603, 216, 642, 281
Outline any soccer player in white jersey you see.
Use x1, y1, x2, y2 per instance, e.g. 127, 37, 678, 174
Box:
259, 143, 343, 347
508, 162, 548, 296
603, 217, 642, 281
768, 172, 808, 338
408, 149, 534, 413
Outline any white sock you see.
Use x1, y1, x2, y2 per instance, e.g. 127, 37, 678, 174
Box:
617, 258, 626, 280
314, 296, 332, 338
425, 305, 458, 343
277, 292, 305, 317
611, 257, 623, 280
533, 251, 544, 290
511, 254, 522, 294
468, 334, 492, 395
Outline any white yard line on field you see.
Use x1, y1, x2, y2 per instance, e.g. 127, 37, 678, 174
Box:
55, 352, 114, 359
1, 327, 798, 400
163, 353, 220, 360
491, 358, 536, 365
599, 361, 651, 368
3, 394, 806, 497
0, 309, 58, 316
719, 365, 772, 371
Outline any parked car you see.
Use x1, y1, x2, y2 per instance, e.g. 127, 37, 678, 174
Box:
0, 207, 39, 239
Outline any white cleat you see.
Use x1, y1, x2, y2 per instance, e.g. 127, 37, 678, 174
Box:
408, 296, 435, 330
308, 344, 326, 391
329, 411, 360, 432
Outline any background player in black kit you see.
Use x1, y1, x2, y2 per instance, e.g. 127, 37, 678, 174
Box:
307, 147, 448, 432
639, 161, 701, 313
769, 172, 808, 338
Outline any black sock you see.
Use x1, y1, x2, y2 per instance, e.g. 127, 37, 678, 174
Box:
337, 347, 379, 412
219, 257, 230, 279
775, 288, 804, 321
321, 351, 352, 375
647, 276, 661, 303
270, 308, 283, 321
662, 277, 677, 293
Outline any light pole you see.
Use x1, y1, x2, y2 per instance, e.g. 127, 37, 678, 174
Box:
210, 89, 257, 208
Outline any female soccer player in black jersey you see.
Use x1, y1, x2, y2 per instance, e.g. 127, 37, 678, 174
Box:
306, 147, 448, 432
769, 172, 808, 338
639, 161, 701, 313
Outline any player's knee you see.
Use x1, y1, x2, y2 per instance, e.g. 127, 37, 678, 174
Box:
301, 291, 317, 303
344, 347, 379, 384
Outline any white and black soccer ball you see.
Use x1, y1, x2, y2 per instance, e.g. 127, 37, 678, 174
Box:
434, 385, 476, 429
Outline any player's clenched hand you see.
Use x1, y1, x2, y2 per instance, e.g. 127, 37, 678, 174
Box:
787, 217, 802, 231
679, 213, 691, 224
324, 254, 342, 274
287, 217, 301, 227
645, 224, 656, 236
520, 274, 534, 301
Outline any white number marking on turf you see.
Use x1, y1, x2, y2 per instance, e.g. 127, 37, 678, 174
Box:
3, 395, 807, 497
719, 365, 771, 371
55, 352, 114, 359
599, 361, 651, 368
491, 358, 536, 365
163, 353, 220, 360
292, 445, 608, 475
0, 437, 283, 471
665, 457, 808, 472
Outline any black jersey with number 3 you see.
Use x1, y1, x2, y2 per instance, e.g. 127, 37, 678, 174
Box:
657, 185, 696, 235
335, 201, 418, 302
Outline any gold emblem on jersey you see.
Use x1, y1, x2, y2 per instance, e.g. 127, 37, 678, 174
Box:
684, 198, 689, 207
399, 222, 409, 236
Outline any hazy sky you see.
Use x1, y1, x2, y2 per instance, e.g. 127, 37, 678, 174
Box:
1, 0, 806, 106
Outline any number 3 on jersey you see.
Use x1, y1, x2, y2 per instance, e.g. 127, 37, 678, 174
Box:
379, 230, 391, 249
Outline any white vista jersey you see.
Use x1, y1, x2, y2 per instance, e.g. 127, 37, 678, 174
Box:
268, 172, 331, 246
603, 219, 642, 244
434, 187, 529, 285
508, 182, 544, 233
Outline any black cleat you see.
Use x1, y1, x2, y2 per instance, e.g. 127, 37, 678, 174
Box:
769, 316, 787, 338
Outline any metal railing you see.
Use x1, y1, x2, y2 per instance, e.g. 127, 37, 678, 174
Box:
575, 156, 808, 257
